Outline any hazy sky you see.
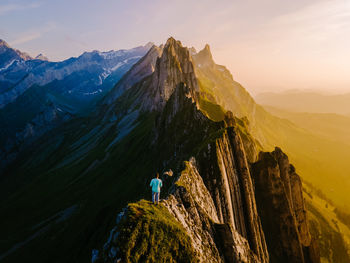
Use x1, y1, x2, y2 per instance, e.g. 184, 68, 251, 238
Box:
1, 0, 350, 94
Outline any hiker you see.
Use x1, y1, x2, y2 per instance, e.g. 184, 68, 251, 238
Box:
150, 173, 162, 204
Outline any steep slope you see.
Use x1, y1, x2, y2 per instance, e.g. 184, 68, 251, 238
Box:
0, 41, 152, 172
252, 148, 319, 263
1, 38, 319, 263
92, 38, 318, 263
0, 41, 153, 108
303, 184, 350, 263
0, 39, 32, 69
192, 45, 350, 211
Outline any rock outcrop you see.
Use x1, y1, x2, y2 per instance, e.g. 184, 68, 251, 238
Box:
94, 37, 319, 263
97, 156, 266, 263
252, 147, 320, 263
163, 157, 265, 263
104, 44, 163, 105
195, 124, 269, 263
142, 37, 199, 111
0, 37, 326, 263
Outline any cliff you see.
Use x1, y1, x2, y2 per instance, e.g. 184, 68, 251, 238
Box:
252, 148, 320, 263
0, 37, 321, 263
93, 38, 319, 263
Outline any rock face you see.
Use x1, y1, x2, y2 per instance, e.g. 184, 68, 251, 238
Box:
104, 44, 163, 105
97, 155, 266, 263
251, 147, 320, 263
94, 37, 320, 263
198, 128, 269, 262
0, 37, 320, 263
163, 157, 264, 263
143, 37, 199, 111
0, 39, 32, 68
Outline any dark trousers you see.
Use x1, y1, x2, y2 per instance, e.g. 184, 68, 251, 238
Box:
152, 191, 160, 203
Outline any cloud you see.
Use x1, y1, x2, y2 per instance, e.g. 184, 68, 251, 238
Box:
11, 22, 57, 45
0, 2, 42, 16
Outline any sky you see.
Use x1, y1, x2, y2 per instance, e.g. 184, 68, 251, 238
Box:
1, 0, 350, 95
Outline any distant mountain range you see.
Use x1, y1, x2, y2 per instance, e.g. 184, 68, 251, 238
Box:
0, 39, 33, 67
0, 39, 152, 170
1, 37, 349, 263
255, 90, 350, 115
263, 105, 350, 146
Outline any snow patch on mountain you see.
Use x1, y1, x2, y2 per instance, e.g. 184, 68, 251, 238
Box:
0, 59, 17, 72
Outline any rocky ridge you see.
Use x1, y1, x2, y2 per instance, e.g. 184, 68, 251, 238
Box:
0, 37, 321, 263
93, 38, 319, 263
0, 41, 152, 173
252, 148, 320, 263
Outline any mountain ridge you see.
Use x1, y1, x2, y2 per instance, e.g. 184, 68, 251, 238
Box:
255, 91, 350, 115
0, 37, 346, 262
0, 40, 152, 172
91, 39, 318, 261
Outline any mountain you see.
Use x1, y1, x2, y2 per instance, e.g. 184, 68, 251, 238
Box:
34, 54, 49, 61
0, 40, 154, 108
189, 45, 350, 212
255, 90, 350, 115
263, 105, 350, 146
0, 39, 32, 69
0, 40, 153, 171
91, 38, 319, 262
0, 37, 325, 263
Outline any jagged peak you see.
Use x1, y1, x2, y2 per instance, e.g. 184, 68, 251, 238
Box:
35, 53, 49, 61
144, 41, 155, 49
161, 37, 189, 59
193, 43, 214, 66
0, 39, 33, 60
0, 39, 10, 47
105, 37, 199, 113
164, 36, 181, 47
143, 37, 199, 111
200, 44, 212, 57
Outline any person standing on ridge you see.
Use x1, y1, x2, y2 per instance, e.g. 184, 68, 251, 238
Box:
150, 173, 162, 205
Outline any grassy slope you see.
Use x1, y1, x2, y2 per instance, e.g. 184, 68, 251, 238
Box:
0, 109, 158, 262
304, 184, 350, 263
1, 46, 349, 262
0, 80, 228, 262
109, 200, 198, 263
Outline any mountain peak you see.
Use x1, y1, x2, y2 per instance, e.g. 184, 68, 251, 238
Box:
144, 42, 155, 49
146, 37, 198, 110
0, 39, 32, 68
35, 53, 49, 61
164, 37, 183, 49
0, 39, 10, 48
165, 36, 176, 44
193, 44, 214, 66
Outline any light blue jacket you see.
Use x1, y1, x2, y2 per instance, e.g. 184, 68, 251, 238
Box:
150, 178, 162, 193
